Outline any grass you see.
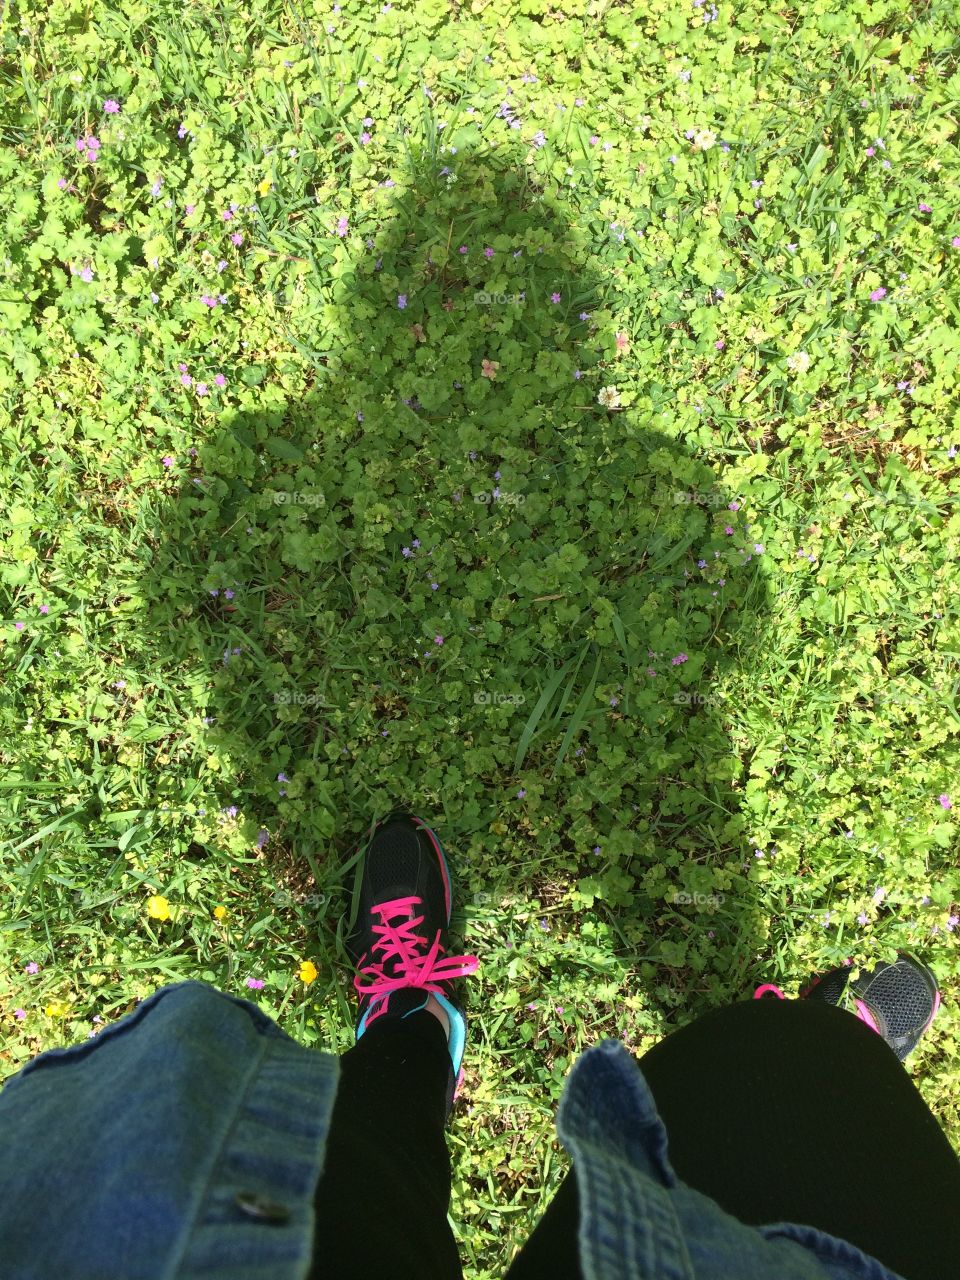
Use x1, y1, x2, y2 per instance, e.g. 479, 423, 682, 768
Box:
2, 0, 960, 1274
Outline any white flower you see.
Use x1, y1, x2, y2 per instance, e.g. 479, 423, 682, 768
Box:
598, 385, 621, 409
786, 351, 811, 374
693, 130, 717, 151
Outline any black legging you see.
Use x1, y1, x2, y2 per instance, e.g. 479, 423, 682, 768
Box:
311, 998, 960, 1280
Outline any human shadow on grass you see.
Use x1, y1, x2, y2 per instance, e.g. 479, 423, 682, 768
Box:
133, 138, 775, 1091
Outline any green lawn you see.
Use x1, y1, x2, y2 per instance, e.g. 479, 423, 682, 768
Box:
2, 0, 960, 1273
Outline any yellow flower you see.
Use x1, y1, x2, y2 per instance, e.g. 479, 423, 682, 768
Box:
298, 960, 318, 985
213, 905, 228, 920
258, 178, 273, 196
146, 895, 171, 920
45, 1002, 70, 1018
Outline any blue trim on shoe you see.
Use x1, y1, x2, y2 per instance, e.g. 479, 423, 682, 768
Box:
430, 991, 465, 1076
356, 996, 388, 1040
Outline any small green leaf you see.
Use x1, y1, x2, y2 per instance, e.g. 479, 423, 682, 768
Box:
71, 311, 105, 344
264, 436, 305, 461
118, 824, 145, 852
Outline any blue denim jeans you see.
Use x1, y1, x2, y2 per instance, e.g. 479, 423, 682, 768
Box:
2, 982, 958, 1280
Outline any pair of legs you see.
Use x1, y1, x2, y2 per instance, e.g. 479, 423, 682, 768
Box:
311, 997, 960, 1280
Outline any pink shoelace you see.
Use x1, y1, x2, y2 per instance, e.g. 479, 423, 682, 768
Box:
354, 895, 481, 1028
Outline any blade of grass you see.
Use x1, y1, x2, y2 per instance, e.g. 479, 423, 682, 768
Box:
514, 659, 573, 772
648, 527, 698, 572
610, 609, 635, 667
550, 636, 593, 725
8, 812, 87, 913
552, 647, 602, 777
4, 807, 88, 858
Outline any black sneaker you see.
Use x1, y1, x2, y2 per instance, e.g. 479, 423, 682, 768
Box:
755, 952, 941, 1062
342, 811, 480, 1122
845, 952, 942, 1062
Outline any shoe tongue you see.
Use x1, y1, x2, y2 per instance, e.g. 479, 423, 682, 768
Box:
384, 987, 431, 1017
805, 968, 850, 1004
379, 899, 425, 965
